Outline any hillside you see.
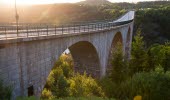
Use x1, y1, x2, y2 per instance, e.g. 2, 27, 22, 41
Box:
0, 3, 122, 24
135, 6, 170, 46
78, 0, 111, 5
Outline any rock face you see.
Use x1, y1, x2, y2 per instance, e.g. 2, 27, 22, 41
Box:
78, 0, 111, 5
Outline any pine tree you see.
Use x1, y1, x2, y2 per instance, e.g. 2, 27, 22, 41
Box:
110, 42, 128, 83
130, 29, 149, 75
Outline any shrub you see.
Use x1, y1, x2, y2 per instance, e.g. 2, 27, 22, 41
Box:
16, 96, 38, 100
123, 66, 170, 100
41, 88, 54, 99
0, 79, 13, 100
69, 72, 104, 97
99, 76, 116, 98
52, 96, 116, 100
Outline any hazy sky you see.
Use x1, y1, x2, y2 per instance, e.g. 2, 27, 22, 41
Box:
0, 0, 157, 5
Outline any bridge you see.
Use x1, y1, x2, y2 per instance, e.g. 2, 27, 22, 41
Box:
0, 11, 134, 98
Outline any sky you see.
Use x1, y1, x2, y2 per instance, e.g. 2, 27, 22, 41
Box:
0, 0, 157, 5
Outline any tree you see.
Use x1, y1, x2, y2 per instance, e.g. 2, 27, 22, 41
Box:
130, 29, 149, 75
110, 42, 128, 83
69, 72, 104, 97
54, 75, 70, 98
123, 66, 170, 100
0, 79, 13, 100
148, 42, 170, 72
41, 88, 54, 99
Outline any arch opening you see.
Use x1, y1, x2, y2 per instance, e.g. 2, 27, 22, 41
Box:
107, 32, 123, 72
68, 41, 101, 77
41, 41, 101, 98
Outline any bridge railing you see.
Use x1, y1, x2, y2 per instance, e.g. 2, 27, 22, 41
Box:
0, 20, 133, 40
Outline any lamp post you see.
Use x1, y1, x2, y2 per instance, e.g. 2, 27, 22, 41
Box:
15, 0, 19, 37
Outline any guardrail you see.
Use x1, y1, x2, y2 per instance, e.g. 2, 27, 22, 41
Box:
0, 20, 133, 40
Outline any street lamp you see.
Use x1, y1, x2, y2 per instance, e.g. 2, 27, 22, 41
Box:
15, 0, 19, 37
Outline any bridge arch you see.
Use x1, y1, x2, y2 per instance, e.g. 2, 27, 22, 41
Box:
107, 31, 123, 72
40, 40, 101, 96
68, 41, 101, 77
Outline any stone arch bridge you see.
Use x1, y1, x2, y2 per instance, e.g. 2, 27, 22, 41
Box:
0, 11, 134, 98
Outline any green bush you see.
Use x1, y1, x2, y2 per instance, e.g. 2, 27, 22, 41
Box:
148, 43, 170, 72
41, 88, 54, 99
0, 79, 13, 100
123, 66, 170, 100
69, 72, 104, 97
99, 76, 116, 98
110, 42, 129, 83
16, 96, 38, 100
52, 96, 116, 100
53, 75, 70, 98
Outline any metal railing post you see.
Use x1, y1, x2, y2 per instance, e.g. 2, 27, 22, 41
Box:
62, 25, 63, 35
103, 23, 104, 30
88, 24, 89, 32
55, 25, 56, 35
101, 23, 103, 30
103, 23, 105, 30
27, 26, 28, 37
95, 24, 96, 30
5, 27, 7, 39
108, 23, 109, 28
17, 25, 19, 38
84, 25, 85, 32
100, 23, 101, 30
68, 25, 70, 33
47, 25, 48, 36
74, 24, 75, 33
79, 25, 80, 33
91, 24, 93, 31
37, 26, 39, 37
100, 24, 101, 30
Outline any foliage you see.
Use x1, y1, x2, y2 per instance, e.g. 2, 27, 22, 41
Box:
122, 66, 170, 100
69, 72, 104, 97
42, 54, 104, 99
101, 27, 170, 100
42, 54, 73, 99
17, 96, 116, 100
54, 54, 73, 78
53, 75, 70, 98
43, 66, 70, 98
135, 5, 170, 46
99, 76, 116, 98
110, 42, 128, 83
41, 88, 54, 99
148, 42, 170, 72
0, 79, 13, 100
52, 96, 115, 100
130, 29, 149, 75
101, 66, 170, 100
16, 96, 38, 100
